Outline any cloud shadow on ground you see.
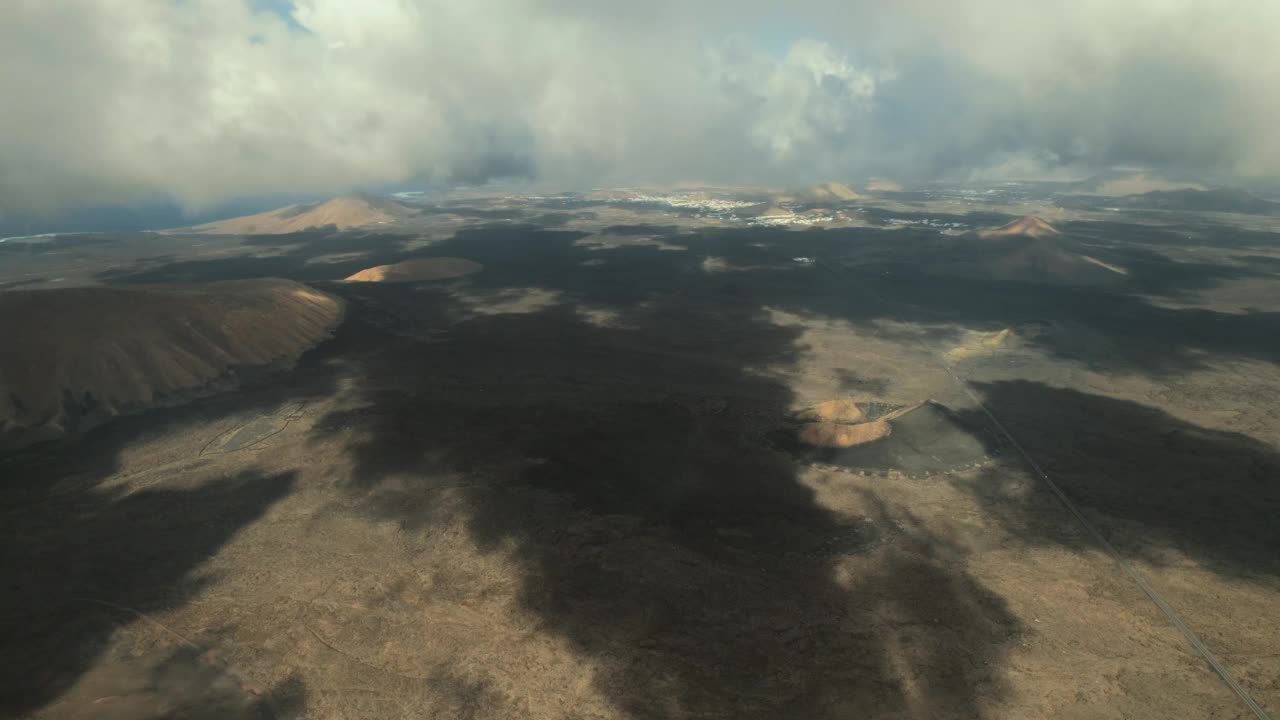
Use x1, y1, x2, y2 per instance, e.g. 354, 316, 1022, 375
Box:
0, 463, 304, 717
953, 380, 1280, 580
304, 275, 1023, 717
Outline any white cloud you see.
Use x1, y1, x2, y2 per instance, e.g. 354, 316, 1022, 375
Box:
1, 0, 1278, 211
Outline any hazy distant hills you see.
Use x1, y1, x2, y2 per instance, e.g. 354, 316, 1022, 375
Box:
177, 194, 418, 234
804, 182, 861, 202
1122, 188, 1279, 213
0, 194, 325, 239
0, 192, 419, 239
1058, 187, 1280, 215
1062, 172, 1205, 196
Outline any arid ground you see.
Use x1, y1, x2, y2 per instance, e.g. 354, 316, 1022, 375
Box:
2, 186, 1278, 719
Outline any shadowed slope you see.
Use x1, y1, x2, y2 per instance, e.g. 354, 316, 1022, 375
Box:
927, 234, 1127, 287
965, 237, 1123, 285
0, 279, 343, 448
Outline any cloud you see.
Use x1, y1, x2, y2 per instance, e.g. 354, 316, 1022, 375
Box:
2, 0, 1278, 211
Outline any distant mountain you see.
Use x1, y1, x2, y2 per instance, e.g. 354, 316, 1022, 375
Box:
807, 182, 861, 202
977, 216, 1060, 239
864, 178, 903, 192
1065, 172, 1205, 196
1121, 188, 1279, 214
952, 236, 1126, 286
753, 205, 796, 218
0, 194, 326, 239
918, 218, 1127, 287
177, 194, 417, 234
769, 182, 861, 205
1057, 187, 1280, 215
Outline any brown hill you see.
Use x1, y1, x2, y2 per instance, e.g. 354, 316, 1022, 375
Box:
925, 234, 1126, 287
755, 205, 796, 218
795, 399, 867, 423
0, 279, 343, 448
978, 216, 1060, 239
955, 218, 1127, 285
809, 182, 861, 201
799, 401, 995, 476
798, 419, 891, 448
794, 398, 883, 449
944, 328, 1017, 361
344, 257, 483, 283
967, 237, 1125, 286
1074, 172, 1205, 196
180, 195, 414, 235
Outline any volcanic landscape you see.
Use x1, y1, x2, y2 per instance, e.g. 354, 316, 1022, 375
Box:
2, 181, 1278, 719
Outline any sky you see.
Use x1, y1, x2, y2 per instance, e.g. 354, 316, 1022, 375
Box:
2, 0, 1279, 213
